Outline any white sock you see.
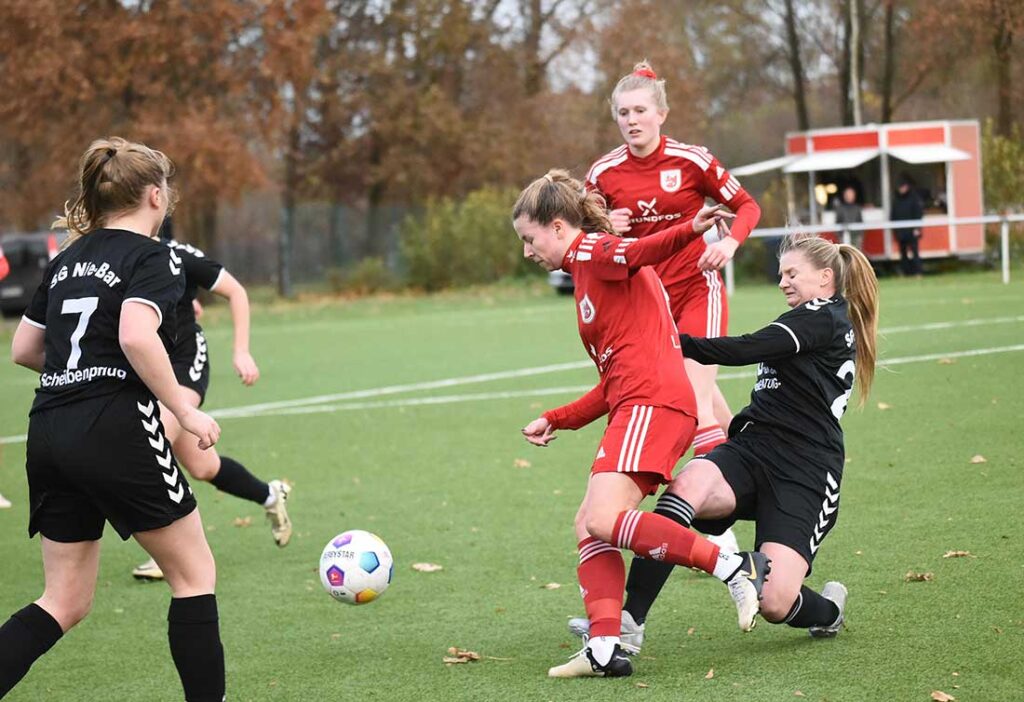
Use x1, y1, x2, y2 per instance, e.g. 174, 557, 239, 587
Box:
262, 488, 276, 508
588, 636, 619, 666
712, 551, 745, 581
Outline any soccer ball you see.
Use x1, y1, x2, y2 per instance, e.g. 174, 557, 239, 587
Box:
319, 530, 394, 605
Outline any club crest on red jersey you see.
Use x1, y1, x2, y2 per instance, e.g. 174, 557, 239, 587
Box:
579, 294, 596, 324
660, 169, 682, 193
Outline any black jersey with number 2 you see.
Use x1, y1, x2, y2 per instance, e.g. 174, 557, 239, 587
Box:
23, 228, 185, 413
681, 296, 856, 455
166, 240, 223, 339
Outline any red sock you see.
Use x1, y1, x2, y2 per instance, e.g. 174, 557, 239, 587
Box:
613, 510, 719, 575
577, 537, 625, 638
693, 424, 727, 457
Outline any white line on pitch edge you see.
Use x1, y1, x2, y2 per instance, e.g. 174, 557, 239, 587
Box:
210, 344, 1024, 420
1, 340, 1022, 443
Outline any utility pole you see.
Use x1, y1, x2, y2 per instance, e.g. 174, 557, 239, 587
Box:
850, 0, 863, 125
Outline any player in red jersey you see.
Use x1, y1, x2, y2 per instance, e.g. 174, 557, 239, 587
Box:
513, 170, 770, 679
573, 61, 762, 642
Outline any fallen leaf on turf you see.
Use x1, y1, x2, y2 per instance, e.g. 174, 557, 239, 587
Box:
687, 627, 695, 636
704, 668, 714, 679
232, 516, 252, 527
937, 358, 956, 365
931, 692, 956, 701
905, 571, 934, 582
330, 633, 341, 641
993, 626, 1003, 634
877, 402, 892, 410
412, 563, 444, 572
558, 642, 571, 649
942, 550, 974, 558
952, 672, 959, 677
514, 458, 532, 468
969, 454, 987, 464
444, 647, 481, 664
484, 655, 515, 661
635, 682, 649, 689
794, 692, 805, 698
541, 582, 561, 590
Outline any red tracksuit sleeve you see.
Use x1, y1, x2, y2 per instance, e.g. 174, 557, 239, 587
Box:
543, 384, 609, 430
701, 155, 761, 245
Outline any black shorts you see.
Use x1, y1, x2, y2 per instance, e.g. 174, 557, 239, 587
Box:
691, 424, 843, 574
26, 386, 197, 542
171, 327, 210, 405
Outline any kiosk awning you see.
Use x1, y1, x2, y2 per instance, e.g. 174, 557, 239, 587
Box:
731, 155, 798, 176
783, 148, 880, 173
887, 145, 971, 164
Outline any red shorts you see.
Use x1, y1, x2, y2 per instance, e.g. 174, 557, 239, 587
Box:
671, 270, 728, 338
592, 405, 696, 494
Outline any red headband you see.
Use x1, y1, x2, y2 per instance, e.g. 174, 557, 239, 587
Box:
633, 68, 657, 80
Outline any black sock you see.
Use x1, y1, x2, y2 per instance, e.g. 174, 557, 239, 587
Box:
209, 456, 270, 506
0, 603, 64, 697
168, 595, 225, 702
622, 492, 695, 625
782, 586, 840, 628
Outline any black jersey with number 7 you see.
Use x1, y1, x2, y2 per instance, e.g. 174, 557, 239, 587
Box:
23, 229, 185, 414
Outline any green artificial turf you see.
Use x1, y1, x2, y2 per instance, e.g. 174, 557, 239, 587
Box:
0, 271, 1021, 701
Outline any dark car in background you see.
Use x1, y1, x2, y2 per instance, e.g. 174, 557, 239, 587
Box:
0, 231, 59, 318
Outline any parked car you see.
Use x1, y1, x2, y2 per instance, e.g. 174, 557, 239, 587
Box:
0, 231, 59, 318
548, 269, 574, 295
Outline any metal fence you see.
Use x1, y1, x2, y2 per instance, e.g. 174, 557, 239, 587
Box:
723, 213, 1024, 295
213, 196, 413, 289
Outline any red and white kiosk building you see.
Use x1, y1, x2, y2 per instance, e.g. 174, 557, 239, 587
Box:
732, 120, 984, 260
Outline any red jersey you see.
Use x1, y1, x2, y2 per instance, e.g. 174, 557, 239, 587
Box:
543, 226, 700, 431
586, 135, 759, 302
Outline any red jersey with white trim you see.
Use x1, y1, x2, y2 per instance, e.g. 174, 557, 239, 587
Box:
549, 231, 698, 428
586, 135, 755, 299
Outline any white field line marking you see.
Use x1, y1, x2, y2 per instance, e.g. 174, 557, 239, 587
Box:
881, 315, 1024, 334
209, 315, 1024, 419
211, 344, 1024, 420
209, 360, 592, 418
2, 338, 1022, 444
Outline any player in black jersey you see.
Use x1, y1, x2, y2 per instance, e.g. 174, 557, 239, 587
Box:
569, 233, 879, 648
130, 223, 291, 583
1, 138, 226, 701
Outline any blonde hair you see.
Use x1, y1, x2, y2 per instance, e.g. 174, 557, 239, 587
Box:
779, 234, 880, 405
54, 137, 178, 249
512, 169, 613, 234
609, 61, 668, 120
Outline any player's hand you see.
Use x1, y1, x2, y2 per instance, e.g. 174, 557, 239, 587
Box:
691, 203, 735, 234
609, 208, 633, 234
233, 351, 260, 386
698, 235, 741, 271
178, 407, 220, 450
192, 299, 204, 320
522, 417, 557, 447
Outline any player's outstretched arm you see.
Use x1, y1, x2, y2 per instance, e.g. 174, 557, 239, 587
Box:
680, 323, 802, 367
11, 320, 45, 372
620, 204, 734, 270
540, 384, 608, 432
211, 270, 259, 386
120, 302, 221, 449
